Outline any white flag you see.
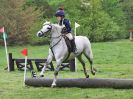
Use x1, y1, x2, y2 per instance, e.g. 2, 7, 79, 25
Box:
75, 22, 80, 28
74, 22, 80, 71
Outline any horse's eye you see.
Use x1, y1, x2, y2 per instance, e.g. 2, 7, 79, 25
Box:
47, 27, 51, 30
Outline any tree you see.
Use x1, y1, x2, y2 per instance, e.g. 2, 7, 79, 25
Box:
122, 0, 133, 30
63, 0, 126, 41
0, 0, 40, 45
23, 0, 55, 18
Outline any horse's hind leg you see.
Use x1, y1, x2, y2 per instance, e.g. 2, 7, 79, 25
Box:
84, 48, 96, 75
77, 55, 89, 78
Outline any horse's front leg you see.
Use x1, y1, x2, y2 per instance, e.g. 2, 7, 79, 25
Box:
40, 54, 53, 77
51, 59, 62, 87
40, 63, 48, 77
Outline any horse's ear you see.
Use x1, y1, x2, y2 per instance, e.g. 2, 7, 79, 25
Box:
43, 20, 49, 25
43, 20, 52, 26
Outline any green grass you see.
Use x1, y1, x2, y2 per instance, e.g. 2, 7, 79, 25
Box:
0, 39, 133, 99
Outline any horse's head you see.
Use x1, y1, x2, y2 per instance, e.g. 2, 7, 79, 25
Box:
37, 21, 52, 37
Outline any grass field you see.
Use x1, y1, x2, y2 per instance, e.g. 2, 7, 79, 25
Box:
0, 39, 133, 99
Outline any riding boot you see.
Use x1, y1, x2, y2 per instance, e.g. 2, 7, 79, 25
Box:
70, 39, 77, 54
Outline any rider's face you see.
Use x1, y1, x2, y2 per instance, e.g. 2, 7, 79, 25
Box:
56, 16, 62, 21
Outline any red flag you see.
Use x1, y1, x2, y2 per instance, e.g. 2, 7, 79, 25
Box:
0, 27, 4, 33
21, 48, 28, 56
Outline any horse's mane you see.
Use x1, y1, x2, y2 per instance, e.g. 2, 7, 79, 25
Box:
52, 24, 61, 28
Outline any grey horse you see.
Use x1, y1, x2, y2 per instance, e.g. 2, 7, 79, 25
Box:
37, 21, 96, 87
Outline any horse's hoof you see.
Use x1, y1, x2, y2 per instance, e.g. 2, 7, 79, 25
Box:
51, 84, 56, 88
93, 67, 97, 72
86, 75, 89, 78
40, 75, 44, 77
31, 72, 37, 78
32, 75, 37, 78
91, 70, 96, 75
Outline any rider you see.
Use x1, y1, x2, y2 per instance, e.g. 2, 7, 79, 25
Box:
55, 7, 77, 53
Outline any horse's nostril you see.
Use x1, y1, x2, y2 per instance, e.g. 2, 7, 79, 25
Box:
37, 32, 44, 37
39, 33, 41, 36
37, 32, 42, 37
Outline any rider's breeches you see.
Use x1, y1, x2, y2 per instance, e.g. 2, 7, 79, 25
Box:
66, 33, 73, 40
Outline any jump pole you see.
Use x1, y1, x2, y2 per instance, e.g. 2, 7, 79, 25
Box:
25, 78, 133, 89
